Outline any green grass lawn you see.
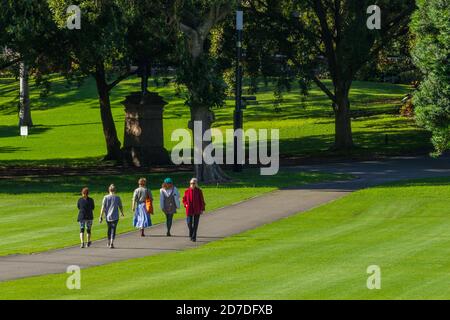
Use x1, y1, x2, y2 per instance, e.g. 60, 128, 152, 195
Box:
0, 76, 431, 166
0, 177, 448, 300
0, 169, 344, 256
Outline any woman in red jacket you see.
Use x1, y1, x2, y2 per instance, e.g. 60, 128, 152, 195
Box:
182, 178, 205, 242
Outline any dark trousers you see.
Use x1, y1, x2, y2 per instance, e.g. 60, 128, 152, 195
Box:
186, 215, 200, 240
107, 220, 118, 241
165, 213, 174, 233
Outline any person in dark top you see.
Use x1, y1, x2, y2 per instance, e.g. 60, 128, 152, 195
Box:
77, 187, 95, 248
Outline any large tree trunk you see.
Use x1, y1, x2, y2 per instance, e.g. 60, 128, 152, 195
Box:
94, 63, 122, 162
18, 62, 33, 127
179, 12, 231, 183
190, 105, 230, 183
333, 85, 353, 151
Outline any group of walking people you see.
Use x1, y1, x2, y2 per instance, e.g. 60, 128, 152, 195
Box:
77, 177, 205, 249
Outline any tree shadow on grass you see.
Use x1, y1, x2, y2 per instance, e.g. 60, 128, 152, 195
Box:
278, 135, 334, 157
352, 130, 431, 153
0, 146, 29, 154
0, 156, 104, 167
0, 125, 51, 138
284, 173, 450, 194
356, 118, 419, 131
0, 172, 182, 195
48, 122, 103, 129
211, 80, 407, 126
0, 168, 343, 195
163, 103, 190, 120
378, 177, 450, 189
0, 78, 99, 116
275, 128, 431, 159
0, 86, 16, 97
214, 103, 331, 125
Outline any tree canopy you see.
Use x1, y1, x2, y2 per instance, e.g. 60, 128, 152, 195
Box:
1, 0, 444, 177
48, 0, 174, 161
214, 0, 416, 150
412, 0, 450, 156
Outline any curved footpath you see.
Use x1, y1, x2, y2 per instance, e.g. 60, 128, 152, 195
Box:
1, 155, 450, 282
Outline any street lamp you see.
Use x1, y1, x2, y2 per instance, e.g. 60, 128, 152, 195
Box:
234, 6, 244, 172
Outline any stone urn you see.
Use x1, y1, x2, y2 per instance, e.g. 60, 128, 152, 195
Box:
122, 92, 170, 166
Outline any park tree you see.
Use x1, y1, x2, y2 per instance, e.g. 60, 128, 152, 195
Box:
48, 0, 173, 162
104, 0, 177, 102
303, 0, 416, 150
120, 0, 175, 92
48, 0, 131, 161
356, 30, 418, 84
223, 0, 416, 151
411, 0, 450, 156
211, 1, 316, 106
173, 0, 232, 182
0, 0, 64, 127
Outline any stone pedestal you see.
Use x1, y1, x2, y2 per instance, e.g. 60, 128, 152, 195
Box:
122, 92, 170, 166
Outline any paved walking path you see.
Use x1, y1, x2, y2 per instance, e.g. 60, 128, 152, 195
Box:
1, 155, 450, 282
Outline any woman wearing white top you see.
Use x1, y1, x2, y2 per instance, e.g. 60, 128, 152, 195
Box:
159, 177, 180, 236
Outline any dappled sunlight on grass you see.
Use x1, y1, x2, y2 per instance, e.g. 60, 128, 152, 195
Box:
0, 76, 430, 165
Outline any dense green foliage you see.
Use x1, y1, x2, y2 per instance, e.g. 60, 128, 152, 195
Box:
411, 0, 450, 156
0, 0, 62, 67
